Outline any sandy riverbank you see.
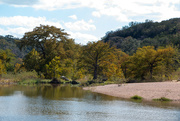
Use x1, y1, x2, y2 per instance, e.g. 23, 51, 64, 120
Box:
83, 82, 180, 102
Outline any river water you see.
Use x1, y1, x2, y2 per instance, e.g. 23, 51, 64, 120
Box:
0, 84, 180, 121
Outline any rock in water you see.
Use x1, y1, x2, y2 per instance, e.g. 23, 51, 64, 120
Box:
50, 78, 62, 84
71, 80, 79, 85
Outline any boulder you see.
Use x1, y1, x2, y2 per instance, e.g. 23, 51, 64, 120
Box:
49, 78, 62, 84
71, 80, 79, 85
87, 80, 95, 85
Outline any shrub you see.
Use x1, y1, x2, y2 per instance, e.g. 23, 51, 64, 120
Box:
153, 97, 172, 102
131, 95, 143, 100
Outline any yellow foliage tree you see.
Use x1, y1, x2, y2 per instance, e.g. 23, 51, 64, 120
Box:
0, 59, 6, 79
14, 63, 21, 74
101, 50, 125, 81
23, 49, 41, 72
46, 56, 62, 79
79, 41, 116, 79
126, 46, 177, 81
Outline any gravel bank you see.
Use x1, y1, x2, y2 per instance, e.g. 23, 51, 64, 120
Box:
83, 82, 180, 102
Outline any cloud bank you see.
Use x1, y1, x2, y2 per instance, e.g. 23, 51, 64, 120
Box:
1, 0, 179, 22
0, 16, 97, 44
0, 16, 62, 36
0, 0, 180, 44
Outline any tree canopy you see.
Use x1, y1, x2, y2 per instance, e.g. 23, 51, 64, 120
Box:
20, 25, 79, 78
125, 46, 178, 81
102, 18, 180, 55
79, 41, 126, 81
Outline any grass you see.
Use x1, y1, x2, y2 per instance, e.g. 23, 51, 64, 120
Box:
2, 71, 38, 81
153, 97, 172, 102
18, 79, 52, 85
1, 71, 48, 85
131, 95, 143, 100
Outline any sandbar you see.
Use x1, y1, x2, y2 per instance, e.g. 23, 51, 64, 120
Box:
83, 82, 180, 102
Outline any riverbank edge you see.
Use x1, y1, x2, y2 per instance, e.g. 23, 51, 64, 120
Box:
83, 82, 180, 103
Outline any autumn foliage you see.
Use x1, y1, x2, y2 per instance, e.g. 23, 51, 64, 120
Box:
0, 24, 179, 83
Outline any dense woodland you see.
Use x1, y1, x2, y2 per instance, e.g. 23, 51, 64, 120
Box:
103, 18, 180, 55
0, 18, 180, 84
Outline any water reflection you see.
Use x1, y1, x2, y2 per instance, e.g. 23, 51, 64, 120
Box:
0, 84, 116, 101
0, 84, 179, 121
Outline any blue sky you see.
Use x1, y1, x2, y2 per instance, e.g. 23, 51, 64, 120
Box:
0, 0, 180, 44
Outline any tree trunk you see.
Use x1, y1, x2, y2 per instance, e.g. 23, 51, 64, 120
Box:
93, 65, 97, 79
93, 55, 98, 80
150, 65, 153, 80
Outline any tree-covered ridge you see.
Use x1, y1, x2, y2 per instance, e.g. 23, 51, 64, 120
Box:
0, 35, 30, 58
102, 18, 180, 55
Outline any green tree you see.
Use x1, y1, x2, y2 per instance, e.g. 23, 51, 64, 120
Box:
0, 49, 15, 72
46, 56, 62, 79
79, 41, 114, 79
20, 25, 69, 59
19, 25, 78, 77
23, 49, 41, 72
101, 51, 125, 81
157, 46, 178, 79
126, 46, 177, 81
0, 59, 6, 78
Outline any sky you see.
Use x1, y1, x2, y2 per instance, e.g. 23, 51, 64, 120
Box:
0, 0, 180, 44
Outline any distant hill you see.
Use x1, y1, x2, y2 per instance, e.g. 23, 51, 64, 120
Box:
0, 35, 30, 58
102, 18, 180, 55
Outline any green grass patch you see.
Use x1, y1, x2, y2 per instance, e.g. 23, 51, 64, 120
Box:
18, 79, 52, 85
131, 95, 143, 100
1, 71, 48, 85
153, 97, 172, 102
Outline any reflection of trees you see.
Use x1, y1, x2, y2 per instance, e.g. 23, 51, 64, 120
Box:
39, 85, 85, 100
0, 85, 117, 101
0, 85, 117, 102
0, 85, 15, 96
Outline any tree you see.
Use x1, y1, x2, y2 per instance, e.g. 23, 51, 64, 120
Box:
0, 49, 15, 72
79, 41, 114, 79
101, 51, 125, 81
20, 25, 69, 59
23, 49, 41, 72
20, 25, 78, 77
20, 25, 76, 61
0, 59, 6, 79
112, 49, 129, 79
46, 56, 62, 79
157, 46, 178, 79
126, 46, 177, 81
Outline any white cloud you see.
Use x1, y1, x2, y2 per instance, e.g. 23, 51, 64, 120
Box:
0, 16, 62, 28
64, 20, 96, 31
88, 19, 94, 23
90, 0, 180, 22
2, 0, 180, 22
27, 0, 180, 22
92, 11, 101, 18
0, 16, 98, 44
0, 16, 63, 37
69, 15, 77, 20
69, 32, 98, 44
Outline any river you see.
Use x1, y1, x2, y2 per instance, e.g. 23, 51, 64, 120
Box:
0, 84, 179, 121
